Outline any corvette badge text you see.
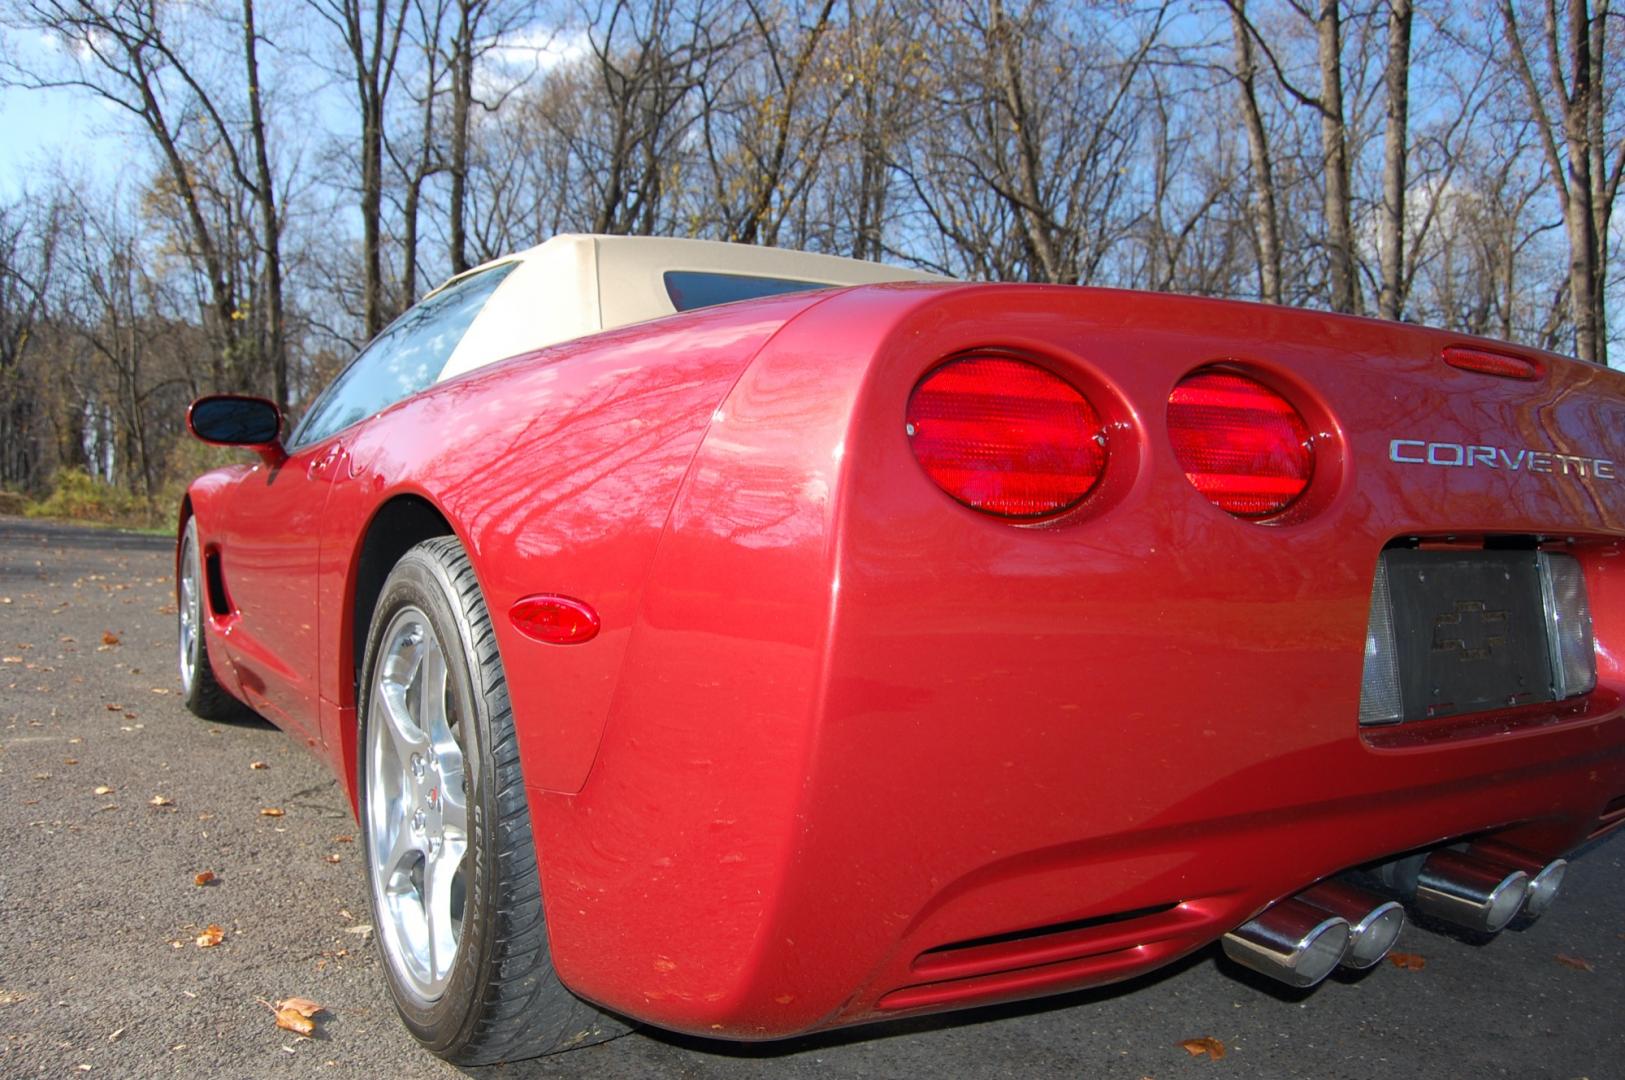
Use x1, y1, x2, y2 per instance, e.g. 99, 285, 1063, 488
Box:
1390, 439, 1617, 480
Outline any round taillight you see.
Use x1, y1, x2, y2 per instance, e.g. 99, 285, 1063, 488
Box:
906, 354, 1107, 519
510, 595, 599, 644
1167, 368, 1313, 518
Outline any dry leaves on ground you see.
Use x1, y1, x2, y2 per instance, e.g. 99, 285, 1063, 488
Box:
260, 807, 285, 818
149, 795, 174, 807
195, 925, 225, 948
249, 761, 268, 770
1388, 951, 1426, 971
1556, 953, 1594, 972
1179, 1036, 1226, 1060
193, 871, 216, 887
93, 785, 114, 796
100, 631, 120, 646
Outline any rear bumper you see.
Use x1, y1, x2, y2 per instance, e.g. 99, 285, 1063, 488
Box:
534, 665, 1625, 1039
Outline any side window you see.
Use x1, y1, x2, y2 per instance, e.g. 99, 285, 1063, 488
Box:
663, 270, 829, 312
291, 262, 518, 448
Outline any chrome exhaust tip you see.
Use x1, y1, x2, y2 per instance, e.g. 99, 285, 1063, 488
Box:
1414, 850, 1529, 933
1469, 844, 1569, 922
1520, 859, 1567, 920
1299, 880, 1406, 969
1221, 897, 1351, 989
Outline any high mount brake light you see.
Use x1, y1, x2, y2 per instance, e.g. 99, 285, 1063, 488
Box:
906, 355, 1107, 519
1442, 346, 1543, 380
1167, 368, 1313, 518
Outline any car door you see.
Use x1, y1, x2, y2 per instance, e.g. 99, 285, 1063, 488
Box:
220, 262, 519, 743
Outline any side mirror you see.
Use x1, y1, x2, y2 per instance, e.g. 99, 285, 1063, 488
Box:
187, 395, 286, 467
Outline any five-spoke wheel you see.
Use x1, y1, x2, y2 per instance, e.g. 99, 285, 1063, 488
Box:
366, 608, 473, 1001
358, 536, 626, 1063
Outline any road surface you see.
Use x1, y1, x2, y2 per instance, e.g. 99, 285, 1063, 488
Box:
1, 516, 1620, 1078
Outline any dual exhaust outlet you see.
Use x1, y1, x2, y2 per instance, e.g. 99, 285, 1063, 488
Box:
1222, 846, 1567, 989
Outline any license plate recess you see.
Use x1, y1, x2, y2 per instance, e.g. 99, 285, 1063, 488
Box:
1381, 550, 1555, 721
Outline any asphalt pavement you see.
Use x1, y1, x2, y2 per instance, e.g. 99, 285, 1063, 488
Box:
1, 515, 1621, 1079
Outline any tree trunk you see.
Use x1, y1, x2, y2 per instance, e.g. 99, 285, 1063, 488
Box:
1378, 0, 1411, 322
448, 0, 473, 273
1230, 0, 1282, 304
1315, 0, 1356, 313
242, 0, 287, 408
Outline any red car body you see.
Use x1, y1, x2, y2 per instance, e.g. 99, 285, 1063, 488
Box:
182, 282, 1625, 1038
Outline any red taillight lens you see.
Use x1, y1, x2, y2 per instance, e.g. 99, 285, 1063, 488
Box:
906, 355, 1106, 518
1167, 368, 1313, 518
1442, 346, 1542, 380
510, 595, 600, 644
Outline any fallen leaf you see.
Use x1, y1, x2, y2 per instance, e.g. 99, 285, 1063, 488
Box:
258, 997, 323, 1038
276, 997, 324, 1019
108, 1027, 125, 1042
63, 758, 78, 765
32, 772, 50, 781
1179, 1036, 1226, 1060
105, 703, 122, 711
93, 785, 114, 796
193, 871, 216, 887
249, 761, 268, 770
331, 834, 353, 844
1556, 953, 1594, 972
0, 990, 28, 1005
150, 795, 174, 807
101, 632, 120, 646
323, 854, 341, 864
195, 925, 225, 948
345, 924, 373, 940
260, 807, 285, 818
1388, 952, 1426, 971
150, 687, 170, 695
274, 1008, 315, 1037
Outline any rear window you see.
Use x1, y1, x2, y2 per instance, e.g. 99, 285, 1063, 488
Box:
663, 270, 830, 312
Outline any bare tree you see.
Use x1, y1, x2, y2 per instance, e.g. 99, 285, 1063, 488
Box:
8, 1, 292, 404
310, 0, 410, 337
0, 197, 61, 490
1499, 0, 1620, 365
900, 0, 1168, 283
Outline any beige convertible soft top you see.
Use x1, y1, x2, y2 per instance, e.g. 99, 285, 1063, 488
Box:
438, 234, 948, 382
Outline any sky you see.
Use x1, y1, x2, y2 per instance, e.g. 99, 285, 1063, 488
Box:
0, 68, 117, 199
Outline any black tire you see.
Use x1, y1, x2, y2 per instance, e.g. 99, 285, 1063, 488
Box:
177, 517, 243, 721
358, 536, 628, 1065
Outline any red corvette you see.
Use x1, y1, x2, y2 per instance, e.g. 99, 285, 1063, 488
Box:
178, 235, 1625, 1065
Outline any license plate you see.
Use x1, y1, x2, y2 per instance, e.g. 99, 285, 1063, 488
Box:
1381, 550, 1555, 720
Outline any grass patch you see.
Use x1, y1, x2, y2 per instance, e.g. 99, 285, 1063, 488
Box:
17, 468, 174, 532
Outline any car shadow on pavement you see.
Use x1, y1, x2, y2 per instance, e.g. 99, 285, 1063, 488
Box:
471, 949, 1214, 1075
